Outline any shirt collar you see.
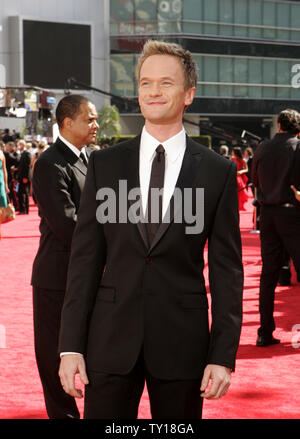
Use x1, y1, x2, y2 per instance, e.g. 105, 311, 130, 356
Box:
59, 134, 86, 158
140, 126, 186, 163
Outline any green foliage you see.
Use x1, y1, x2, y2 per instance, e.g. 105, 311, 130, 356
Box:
97, 104, 121, 144
190, 135, 212, 149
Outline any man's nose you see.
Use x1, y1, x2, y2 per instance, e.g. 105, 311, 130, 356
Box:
149, 84, 162, 96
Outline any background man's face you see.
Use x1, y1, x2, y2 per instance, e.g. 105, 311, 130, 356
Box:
68, 102, 99, 147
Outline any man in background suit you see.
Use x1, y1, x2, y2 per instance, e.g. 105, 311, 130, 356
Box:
59, 41, 243, 419
16, 140, 31, 214
31, 94, 99, 418
252, 109, 300, 347
4, 141, 20, 211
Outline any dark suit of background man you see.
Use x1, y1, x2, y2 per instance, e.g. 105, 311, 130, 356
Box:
16, 140, 31, 214
252, 109, 300, 347
4, 141, 20, 211
59, 40, 243, 419
31, 95, 99, 419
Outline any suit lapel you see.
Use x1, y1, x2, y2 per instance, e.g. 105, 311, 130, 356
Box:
149, 136, 203, 252
124, 136, 149, 250
56, 138, 88, 176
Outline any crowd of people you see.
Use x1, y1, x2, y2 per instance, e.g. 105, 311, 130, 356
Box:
0, 134, 50, 222
0, 40, 300, 421
219, 143, 254, 211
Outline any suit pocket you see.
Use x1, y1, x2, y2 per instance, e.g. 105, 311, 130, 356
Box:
97, 286, 116, 303
181, 294, 208, 309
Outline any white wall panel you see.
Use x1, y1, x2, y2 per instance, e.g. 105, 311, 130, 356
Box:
0, 0, 109, 111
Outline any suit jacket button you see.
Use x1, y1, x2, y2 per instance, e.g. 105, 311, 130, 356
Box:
146, 257, 152, 264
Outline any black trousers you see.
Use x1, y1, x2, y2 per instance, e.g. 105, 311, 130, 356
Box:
18, 181, 30, 213
84, 348, 204, 419
258, 206, 300, 338
8, 179, 19, 211
32, 286, 80, 419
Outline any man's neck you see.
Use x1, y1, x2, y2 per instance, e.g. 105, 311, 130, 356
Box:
278, 129, 297, 137
59, 132, 84, 151
144, 121, 183, 143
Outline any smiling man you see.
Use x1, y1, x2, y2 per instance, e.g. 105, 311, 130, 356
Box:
58, 41, 243, 419
31, 94, 99, 419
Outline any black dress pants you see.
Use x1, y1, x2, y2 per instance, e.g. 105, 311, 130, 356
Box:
8, 179, 19, 211
84, 348, 204, 419
18, 181, 30, 213
258, 206, 300, 338
33, 286, 80, 419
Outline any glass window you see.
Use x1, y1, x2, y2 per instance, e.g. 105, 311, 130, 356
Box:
248, 59, 262, 84
276, 3, 290, 41
291, 3, 300, 41
182, 0, 202, 34
135, 0, 157, 22
219, 57, 233, 83
110, 53, 300, 101
262, 2, 276, 40
203, 56, 218, 83
158, 0, 182, 33
219, 0, 234, 36
203, 0, 218, 35
110, 55, 136, 97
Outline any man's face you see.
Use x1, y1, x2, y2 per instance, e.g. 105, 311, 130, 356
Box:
67, 102, 99, 148
138, 54, 195, 127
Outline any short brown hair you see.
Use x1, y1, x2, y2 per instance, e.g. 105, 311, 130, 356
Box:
56, 94, 90, 129
137, 40, 198, 90
278, 109, 300, 135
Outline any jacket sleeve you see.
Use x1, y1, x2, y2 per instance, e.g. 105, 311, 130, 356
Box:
32, 157, 77, 247
59, 152, 107, 354
207, 161, 243, 371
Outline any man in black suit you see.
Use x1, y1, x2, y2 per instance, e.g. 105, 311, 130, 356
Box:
59, 41, 243, 419
252, 109, 300, 347
16, 140, 31, 214
4, 141, 20, 211
31, 94, 99, 418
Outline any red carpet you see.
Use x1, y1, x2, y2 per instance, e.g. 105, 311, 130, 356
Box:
0, 195, 300, 419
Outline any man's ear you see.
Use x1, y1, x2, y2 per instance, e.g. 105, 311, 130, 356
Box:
63, 117, 73, 131
184, 87, 196, 107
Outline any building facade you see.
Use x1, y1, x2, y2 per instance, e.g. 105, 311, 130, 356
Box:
110, 0, 300, 147
0, 0, 110, 135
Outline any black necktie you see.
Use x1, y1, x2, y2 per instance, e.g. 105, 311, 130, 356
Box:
146, 144, 165, 245
79, 152, 88, 167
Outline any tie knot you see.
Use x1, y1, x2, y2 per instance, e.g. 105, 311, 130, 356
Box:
80, 152, 88, 166
156, 144, 165, 154
156, 144, 165, 161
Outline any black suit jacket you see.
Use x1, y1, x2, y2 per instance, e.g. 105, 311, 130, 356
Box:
59, 135, 243, 379
17, 149, 32, 182
251, 133, 300, 206
4, 151, 19, 183
31, 138, 93, 290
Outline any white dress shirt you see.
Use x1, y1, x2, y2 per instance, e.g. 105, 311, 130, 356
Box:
139, 126, 186, 218
59, 134, 88, 162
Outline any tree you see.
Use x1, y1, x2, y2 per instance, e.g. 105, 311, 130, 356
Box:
97, 104, 121, 145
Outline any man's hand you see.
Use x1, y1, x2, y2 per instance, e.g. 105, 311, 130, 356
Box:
200, 364, 231, 399
291, 185, 300, 202
59, 354, 89, 398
